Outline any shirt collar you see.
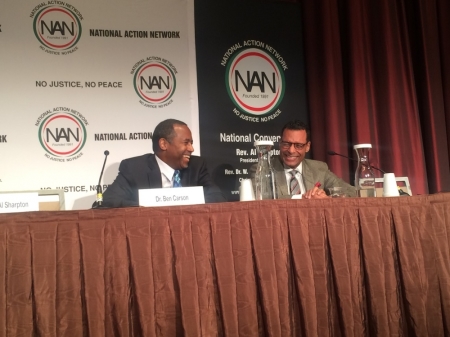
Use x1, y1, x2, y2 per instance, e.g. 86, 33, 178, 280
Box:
284, 161, 303, 175
155, 154, 175, 182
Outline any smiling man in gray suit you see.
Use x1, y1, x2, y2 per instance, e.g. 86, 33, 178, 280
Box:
252, 120, 356, 199
102, 119, 225, 207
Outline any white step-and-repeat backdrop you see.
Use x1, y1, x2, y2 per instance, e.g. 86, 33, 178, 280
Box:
0, 0, 199, 209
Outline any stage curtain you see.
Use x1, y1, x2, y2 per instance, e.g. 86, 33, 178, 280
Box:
299, 0, 450, 195
0, 195, 449, 336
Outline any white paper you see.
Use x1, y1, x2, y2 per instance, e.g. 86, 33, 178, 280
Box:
139, 187, 205, 207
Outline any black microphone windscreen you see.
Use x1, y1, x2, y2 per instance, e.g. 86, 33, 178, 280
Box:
327, 150, 337, 155
104, 150, 110, 156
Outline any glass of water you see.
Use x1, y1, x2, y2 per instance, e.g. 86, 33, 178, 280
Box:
328, 187, 346, 198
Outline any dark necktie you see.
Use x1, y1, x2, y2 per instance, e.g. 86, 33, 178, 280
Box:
173, 170, 182, 187
289, 170, 300, 194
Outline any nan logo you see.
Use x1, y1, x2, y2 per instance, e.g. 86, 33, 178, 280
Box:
35, 108, 88, 163
30, 2, 83, 55
223, 42, 287, 122
131, 56, 177, 109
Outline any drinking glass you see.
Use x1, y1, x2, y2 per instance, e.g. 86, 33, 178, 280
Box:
328, 187, 346, 198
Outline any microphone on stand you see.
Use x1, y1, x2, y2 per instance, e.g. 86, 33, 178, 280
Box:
92, 150, 109, 208
327, 150, 386, 174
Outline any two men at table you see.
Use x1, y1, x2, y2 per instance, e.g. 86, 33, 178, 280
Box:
102, 119, 226, 207
102, 118, 354, 207
251, 120, 356, 199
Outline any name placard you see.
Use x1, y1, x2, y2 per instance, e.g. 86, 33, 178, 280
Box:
139, 187, 205, 207
0, 193, 39, 213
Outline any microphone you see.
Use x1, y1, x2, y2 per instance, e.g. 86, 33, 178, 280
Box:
93, 150, 109, 208
327, 150, 386, 174
327, 150, 355, 161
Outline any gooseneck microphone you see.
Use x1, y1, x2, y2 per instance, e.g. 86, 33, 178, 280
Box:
327, 150, 386, 174
93, 150, 109, 208
327, 150, 356, 161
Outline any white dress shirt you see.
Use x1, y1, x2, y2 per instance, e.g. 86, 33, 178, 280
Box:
155, 155, 176, 188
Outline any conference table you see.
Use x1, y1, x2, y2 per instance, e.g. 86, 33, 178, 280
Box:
0, 193, 449, 336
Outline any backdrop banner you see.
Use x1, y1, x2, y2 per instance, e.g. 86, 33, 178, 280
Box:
195, 0, 308, 201
0, 0, 198, 209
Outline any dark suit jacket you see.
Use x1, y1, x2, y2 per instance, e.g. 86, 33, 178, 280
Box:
102, 153, 226, 207
251, 156, 356, 198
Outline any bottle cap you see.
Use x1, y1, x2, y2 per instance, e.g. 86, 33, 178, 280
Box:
353, 143, 372, 149
254, 140, 274, 146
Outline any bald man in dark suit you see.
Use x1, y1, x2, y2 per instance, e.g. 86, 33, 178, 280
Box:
102, 119, 225, 207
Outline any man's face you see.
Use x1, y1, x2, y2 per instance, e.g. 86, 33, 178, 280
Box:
164, 124, 194, 169
279, 129, 310, 168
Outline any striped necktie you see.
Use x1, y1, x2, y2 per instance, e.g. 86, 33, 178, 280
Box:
289, 170, 300, 195
173, 170, 182, 187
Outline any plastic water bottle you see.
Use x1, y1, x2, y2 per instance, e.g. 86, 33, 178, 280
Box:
354, 144, 376, 197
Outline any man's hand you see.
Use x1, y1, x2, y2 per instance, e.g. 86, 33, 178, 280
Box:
303, 187, 329, 199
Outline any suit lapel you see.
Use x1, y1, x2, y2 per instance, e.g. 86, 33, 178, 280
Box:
272, 156, 289, 196
147, 155, 164, 188
301, 160, 316, 191
180, 169, 189, 187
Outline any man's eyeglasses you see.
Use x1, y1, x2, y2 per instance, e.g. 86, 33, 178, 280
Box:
279, 141, 308, 150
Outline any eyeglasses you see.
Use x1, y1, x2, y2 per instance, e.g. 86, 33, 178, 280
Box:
279, 141, 308, 150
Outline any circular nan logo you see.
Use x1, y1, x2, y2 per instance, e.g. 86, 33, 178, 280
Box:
225, 47, 285, 115
132, 57, 177, 108
32, 4, 82, 51
37, 110, 87, 161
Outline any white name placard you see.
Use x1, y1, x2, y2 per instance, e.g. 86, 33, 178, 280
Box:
139, 187, 205, 207
0, 193, 39, 213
